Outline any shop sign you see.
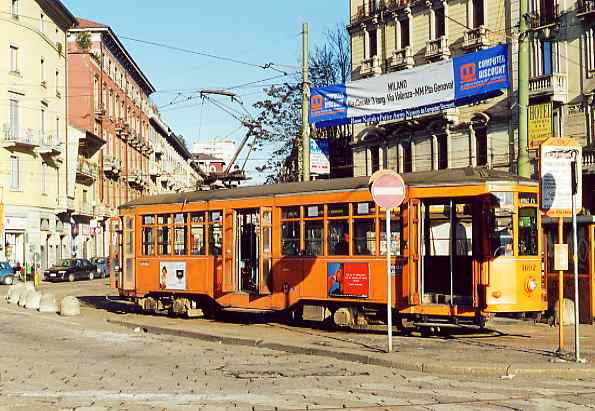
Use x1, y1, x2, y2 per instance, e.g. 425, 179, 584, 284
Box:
4, 216, 27, 231
310, 139, 330, 175
528, 102, 553, 149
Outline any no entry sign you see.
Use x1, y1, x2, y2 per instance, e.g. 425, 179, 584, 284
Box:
369, 170, 407, 209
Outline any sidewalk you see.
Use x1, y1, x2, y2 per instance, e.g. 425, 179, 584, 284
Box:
102, 308, 595, 379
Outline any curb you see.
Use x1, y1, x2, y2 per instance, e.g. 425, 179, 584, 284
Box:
107, 319, 594, 379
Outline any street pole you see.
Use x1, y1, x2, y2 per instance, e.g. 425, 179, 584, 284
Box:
386, 208, 392, 353
558, 217, 564, 354
571, 160, 581, 362
518, 0, 530, 178
302, 22, 310, 182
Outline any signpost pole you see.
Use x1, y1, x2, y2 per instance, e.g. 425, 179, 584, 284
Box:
558, 216, 564, 354
386, 207, 393, 353
571, 161, 581, 362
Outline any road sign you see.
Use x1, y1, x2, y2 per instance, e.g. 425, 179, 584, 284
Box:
540, 137, 582, 217
369, 170, 407, 210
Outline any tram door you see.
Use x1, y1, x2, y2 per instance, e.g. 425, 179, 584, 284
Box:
419, 200, 474, 306
108, 217, 121, 289
121, 215, 135, 291
235, 209, 261, 294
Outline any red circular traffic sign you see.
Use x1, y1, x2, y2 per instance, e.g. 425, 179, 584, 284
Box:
369, 170, 407, 209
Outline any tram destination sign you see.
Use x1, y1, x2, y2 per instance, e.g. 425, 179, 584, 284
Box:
369, 170, 407, 210
540, 137, 582, 217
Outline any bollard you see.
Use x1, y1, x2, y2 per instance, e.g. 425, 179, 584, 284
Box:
60, 296, 80, 316
24, 290, 42, 310
38, 293, 58, 313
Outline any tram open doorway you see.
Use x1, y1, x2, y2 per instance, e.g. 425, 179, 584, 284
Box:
420, 199, 473, 307
234, 209, 260, 294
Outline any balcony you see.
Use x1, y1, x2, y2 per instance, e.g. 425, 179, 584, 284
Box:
529, 3, 560, 29
37, 133, 62, 156
578, 0, 595, 19
1, 125, 39, 149
425, 37, 450, 61
73, 201, 94, 218
103, 155, 122, 178
94, 106, 106, 121
127, 169, 143, 188
384, 0, 411, 11
463, 26, 491, 51
529, 73, 567, 103
76, 158, 98, 185
149, 163, 161, 177
359, 55, 382, 77
386, 47, 414, 71
350, 1, 377, 25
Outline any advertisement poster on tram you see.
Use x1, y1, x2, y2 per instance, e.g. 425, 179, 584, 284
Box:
327, 262, 369, 298
159, 261, 187, 290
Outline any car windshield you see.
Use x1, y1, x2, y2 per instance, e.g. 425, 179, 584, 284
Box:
0, 262, 11, 270
57, 259, 75, 267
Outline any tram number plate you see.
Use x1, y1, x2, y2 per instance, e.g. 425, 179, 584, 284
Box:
554, 244, 569, 271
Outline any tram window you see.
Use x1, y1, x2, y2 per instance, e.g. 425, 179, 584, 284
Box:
329, 220, 349, 255
173, 214, 187, 256
142, 226, 154, 255
208, 211, 223, 256
380, 214, 401, 256
281, 221, 300, 256
305, 205, 323, 218
190, 212, 206, 256
518, 207, 538, 256
354, 202, 375, 216
157, 214, 171, 256
353, 219, 376, 255
304, 221, 323, 256
328, 203, 348, 217
142, 215, 154, 225
489, 202, 513, 257
281, 207, 300, 219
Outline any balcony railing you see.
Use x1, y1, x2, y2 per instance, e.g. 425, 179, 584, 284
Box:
529, 3, 560, 28
529, 73, 567, 102
103, 155, 122, 177
384, 0, 410, 11
386, 46, 414, 71
578, 0, 595, 17
350, 1, 376, 24
359, 55, 382, 77
75, 202, 94, 217
76, 158, 98, 184
1, 125, 40, 148
425, 36, 450, 61
463, 26, 491, 50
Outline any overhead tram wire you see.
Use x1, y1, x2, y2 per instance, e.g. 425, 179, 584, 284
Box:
119, 36, 289, 75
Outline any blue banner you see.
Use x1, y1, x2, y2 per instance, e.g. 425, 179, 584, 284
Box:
309, 44, 509, 128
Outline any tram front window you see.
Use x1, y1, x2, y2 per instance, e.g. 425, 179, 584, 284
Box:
518, 207, 538, 256
490, 192, 514, 257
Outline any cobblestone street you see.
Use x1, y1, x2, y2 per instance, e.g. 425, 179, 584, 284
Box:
0, 280, 593, 410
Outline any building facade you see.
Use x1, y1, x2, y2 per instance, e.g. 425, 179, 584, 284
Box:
348, 0, 514, 178
348, 0, 595, 212
67, 18, 199, 258
0, 0, 76, 269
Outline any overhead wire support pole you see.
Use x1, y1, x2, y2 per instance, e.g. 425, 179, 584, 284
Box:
518, 0, 530, 178
302, 22, 310, 182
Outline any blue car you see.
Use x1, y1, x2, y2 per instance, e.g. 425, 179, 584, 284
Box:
0, 261, 14, 285
90, 257, 108, 278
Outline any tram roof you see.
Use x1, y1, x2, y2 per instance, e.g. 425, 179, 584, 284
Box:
121, 167, 536, 209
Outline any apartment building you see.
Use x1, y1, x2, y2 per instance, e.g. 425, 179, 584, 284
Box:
67, 18, 199, 258
348, 0, 514, 177
0, 0, 76, 269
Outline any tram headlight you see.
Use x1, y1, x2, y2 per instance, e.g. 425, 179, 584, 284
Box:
526, 277, 538, 293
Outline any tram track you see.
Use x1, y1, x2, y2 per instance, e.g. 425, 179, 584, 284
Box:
279, 389, 595, 411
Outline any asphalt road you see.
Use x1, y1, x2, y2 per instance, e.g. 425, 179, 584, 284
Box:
0, 280, 594, 410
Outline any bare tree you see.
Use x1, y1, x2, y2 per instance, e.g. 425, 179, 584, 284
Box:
252, 24, 352, 183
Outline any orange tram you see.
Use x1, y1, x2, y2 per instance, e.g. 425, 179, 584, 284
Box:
109, 168, 546, 329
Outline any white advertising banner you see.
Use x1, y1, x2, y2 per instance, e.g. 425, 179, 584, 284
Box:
310, 139, 330, 175
540, 138, 582, 217
159, 261, 187, 290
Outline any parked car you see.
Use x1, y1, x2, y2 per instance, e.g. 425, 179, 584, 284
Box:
0, 261, 14, 285
90, 257, 108, 278
44, 258, 98, 282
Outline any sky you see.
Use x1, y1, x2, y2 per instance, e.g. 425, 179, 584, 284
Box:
63, 0, 348, 180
